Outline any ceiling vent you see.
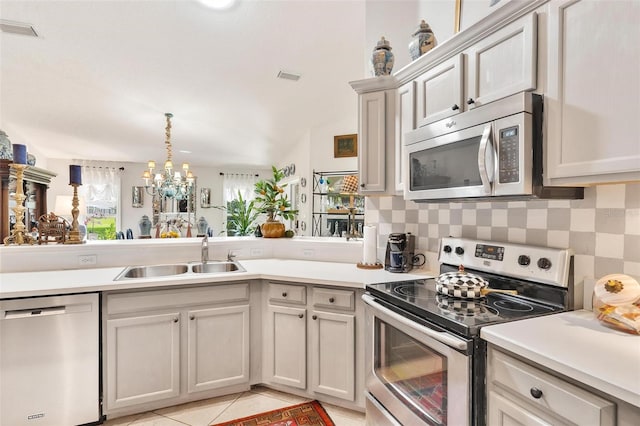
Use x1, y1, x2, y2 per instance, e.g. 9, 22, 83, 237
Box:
0, 20, 39, 37
277, 70, 301, 82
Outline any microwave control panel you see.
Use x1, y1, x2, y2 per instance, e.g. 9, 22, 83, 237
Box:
498, 125, 520, 183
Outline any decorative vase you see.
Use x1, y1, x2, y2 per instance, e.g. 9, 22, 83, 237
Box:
139, 215, 152, 238
196, 216, 208, 237
371, 37, 394, 76
0, 130, 12, 160
261, 220, 285, 238
409, 20, 437, 61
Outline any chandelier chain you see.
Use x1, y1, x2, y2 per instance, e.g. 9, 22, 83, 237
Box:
165, 112, 173, 163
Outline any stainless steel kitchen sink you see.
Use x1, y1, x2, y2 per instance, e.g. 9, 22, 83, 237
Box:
191, 261, 245, 274
114, 261, 245, 280
115, 264, 190, 280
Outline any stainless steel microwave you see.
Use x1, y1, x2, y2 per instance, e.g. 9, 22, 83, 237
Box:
404, 92, 583, 202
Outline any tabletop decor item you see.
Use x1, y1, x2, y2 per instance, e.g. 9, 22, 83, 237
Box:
593, 274, 640, 335
196, 216, 208, 237
409, 20, 437, 60
65, 164, 85, 244
0, 130, 13, 160
138, 215, 152, 238
4, 144, 35, 245
371, 36, 394, 76
254, 166, 297, 238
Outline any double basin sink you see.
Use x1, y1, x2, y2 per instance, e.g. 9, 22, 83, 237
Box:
115, 261, 245, 281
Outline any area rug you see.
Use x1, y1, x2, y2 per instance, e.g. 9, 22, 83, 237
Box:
211, 400, 335, 426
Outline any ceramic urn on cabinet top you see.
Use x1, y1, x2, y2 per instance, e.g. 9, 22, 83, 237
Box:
372, 36, 394, 76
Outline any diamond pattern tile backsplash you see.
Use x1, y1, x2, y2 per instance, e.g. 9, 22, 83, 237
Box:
365, 183, 640, 283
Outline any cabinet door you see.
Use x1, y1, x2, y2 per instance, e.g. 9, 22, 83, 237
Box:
488, 391, 556, 426
187, 304, 250, 394
546, 0, 640, 184
309, 310, 355, 401
265, 305, 307, 389
415, 54, 463, 127
395, 81, 416, 192
358, 91, 386, 193
106, 312, 180, 410
467, 13, 537, 109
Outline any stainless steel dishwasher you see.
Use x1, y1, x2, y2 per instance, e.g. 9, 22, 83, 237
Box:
0, 293, 100, 425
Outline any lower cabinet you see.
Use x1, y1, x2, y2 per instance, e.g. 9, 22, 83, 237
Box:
104, 283, 251, 415
264, 282, 362, 408
487, 346, 615, 426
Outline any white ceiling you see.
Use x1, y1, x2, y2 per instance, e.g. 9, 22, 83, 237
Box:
0, 0, 366, 169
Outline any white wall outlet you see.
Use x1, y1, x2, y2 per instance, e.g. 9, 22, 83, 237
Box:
302, 249, 315, 258
250, 248, 263, 257
78, 254, 97, 266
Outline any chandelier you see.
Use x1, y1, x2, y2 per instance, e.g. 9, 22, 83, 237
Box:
141, 113, 195, 200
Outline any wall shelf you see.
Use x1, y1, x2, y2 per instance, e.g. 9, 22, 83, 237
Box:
311, 170, 364, 237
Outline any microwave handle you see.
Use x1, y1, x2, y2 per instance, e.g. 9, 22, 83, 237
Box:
478, 123, 494, 195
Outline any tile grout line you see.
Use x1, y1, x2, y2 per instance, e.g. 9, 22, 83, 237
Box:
208, 390, 247, 425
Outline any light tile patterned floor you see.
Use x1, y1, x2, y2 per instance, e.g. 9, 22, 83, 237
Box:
103, 386, 366, 426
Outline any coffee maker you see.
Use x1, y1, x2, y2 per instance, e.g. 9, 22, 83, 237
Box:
384, 233, 415, 273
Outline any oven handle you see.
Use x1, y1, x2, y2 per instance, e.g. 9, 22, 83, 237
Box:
478, 123, 494, 195
362, 294, 468, 351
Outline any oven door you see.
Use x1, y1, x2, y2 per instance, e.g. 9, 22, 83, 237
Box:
405, 122, 495, 201
363, 294, 471, 426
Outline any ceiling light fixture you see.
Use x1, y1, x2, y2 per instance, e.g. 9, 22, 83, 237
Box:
197, 0, 237, 10
141, 113, 195, 200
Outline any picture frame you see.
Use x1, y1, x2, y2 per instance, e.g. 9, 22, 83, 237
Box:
200, 187, 211, 208
132, 186, 144, 208
334, 134, 358, 158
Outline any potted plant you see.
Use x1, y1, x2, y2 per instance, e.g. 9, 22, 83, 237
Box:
226, 191, 260, 236
254, 166, 297, 238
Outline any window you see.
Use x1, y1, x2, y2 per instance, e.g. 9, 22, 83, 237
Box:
222, 173, 260, 236
80, 166, 122, 240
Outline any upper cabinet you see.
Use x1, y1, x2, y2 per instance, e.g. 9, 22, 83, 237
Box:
351, 0, 638, 193
544, 0, 640, 185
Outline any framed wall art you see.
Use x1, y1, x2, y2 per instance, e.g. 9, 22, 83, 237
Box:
334, 134, 358, 158
132, 186, 144, 208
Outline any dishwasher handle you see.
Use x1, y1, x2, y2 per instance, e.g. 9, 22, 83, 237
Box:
3, 302, 92, 320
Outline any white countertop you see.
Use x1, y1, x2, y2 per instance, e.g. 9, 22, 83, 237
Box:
481, 310, 640, 408
0, 258, 435, 298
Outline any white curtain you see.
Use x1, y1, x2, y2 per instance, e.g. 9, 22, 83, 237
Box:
222, 173, 259, 204
79, 165, 122, 229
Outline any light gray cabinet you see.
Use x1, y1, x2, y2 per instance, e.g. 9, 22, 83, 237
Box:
487, 346, 615, 426
103, 283, 251, 415
544, 0, 640, 185
263, 281, 362, 407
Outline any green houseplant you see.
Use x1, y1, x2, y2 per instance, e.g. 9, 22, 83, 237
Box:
254, 166, 297, 238
225, 191, 259, 236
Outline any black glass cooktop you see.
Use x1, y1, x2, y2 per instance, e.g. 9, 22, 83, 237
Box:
366, 279, 563, 337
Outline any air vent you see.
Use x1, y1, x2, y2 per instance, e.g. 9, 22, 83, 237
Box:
277, 70, 301, 82
0, 20, 38, 37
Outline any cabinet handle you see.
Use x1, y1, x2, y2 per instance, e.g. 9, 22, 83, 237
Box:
451, 104, 459, 110
467, 98, 475, 105
360, 183, 365, 188
312, 315, 318, 320
530, 387, 543, 399
298, 313, 304, 319
190, 315, 195, 320
329, 297, 335, 303
282, 292, 287, 297
173, 317, 179, 323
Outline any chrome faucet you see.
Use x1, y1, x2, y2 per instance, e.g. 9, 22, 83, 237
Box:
201, 235, 209, 264
227, 250, 237, 262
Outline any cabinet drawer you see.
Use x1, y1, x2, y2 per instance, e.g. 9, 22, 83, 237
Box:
106, 283, 250, 315
312, 287, 355, 311
268, 282, 306, 305
490, 348, 615, 426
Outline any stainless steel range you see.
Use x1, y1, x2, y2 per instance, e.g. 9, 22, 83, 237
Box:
363, 237, 577, 426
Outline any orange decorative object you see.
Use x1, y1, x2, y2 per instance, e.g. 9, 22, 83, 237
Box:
261, 221, 285, 238
341, 175, 359, 193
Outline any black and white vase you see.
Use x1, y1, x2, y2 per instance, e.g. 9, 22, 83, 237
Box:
371, 37, 394, 76
409, 20, 437, 61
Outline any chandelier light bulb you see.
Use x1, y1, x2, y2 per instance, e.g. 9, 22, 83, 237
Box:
147, 160, 156, 170
182, 163, 190, 171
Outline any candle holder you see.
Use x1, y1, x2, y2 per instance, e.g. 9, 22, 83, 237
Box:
3, 164, 35, 246
65, 183, 85, 244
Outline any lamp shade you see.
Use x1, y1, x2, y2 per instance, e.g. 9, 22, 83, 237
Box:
341, 175, 359, 194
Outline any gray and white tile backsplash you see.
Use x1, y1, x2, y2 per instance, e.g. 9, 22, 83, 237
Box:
365, 183, 640, 284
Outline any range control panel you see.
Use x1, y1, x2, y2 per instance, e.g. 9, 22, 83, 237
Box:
439, 237, 573, 287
